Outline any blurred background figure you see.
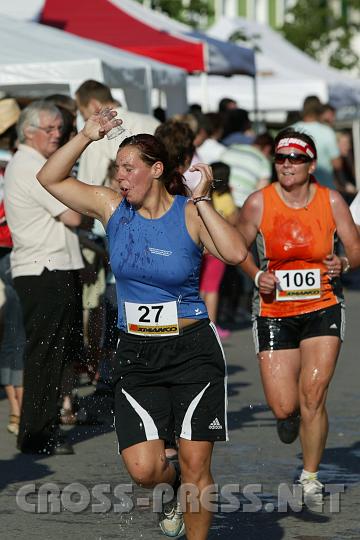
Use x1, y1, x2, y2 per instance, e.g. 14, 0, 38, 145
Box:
153, 106, 166, 123
320, 103, 336, 128
197, 112, 226, 164
0, 98, 20, 161
199, 162, 237, 339
336, 130, 357, 204
292, 95, 341, 190
78, 159, 117, 406
75, 79, 159, 185
0, 267, 25, 437
188, 103, 202, 115
44, 94, 77, 117
218, 98, 237, 114
221, 108, 254, 146
101, 159, 120, 375
0, 97, 25, 438
172, 112, 209, 192
221, 132, 274, 210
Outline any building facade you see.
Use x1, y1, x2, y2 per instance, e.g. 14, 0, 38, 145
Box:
212, 0, 290, 27
210, 0, 354, 30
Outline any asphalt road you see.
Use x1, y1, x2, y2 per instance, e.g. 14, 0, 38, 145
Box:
1, 290, 360, 539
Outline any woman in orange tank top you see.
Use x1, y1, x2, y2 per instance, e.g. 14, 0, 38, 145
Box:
238, 128, 360, 507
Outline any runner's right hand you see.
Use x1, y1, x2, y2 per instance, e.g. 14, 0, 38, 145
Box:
81, 109, 122, 141
258, 271, 278, 295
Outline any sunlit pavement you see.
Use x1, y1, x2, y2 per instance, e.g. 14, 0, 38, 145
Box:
1, 290, 360, 539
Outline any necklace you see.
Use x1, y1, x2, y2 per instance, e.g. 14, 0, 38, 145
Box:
279, 185, 312, 210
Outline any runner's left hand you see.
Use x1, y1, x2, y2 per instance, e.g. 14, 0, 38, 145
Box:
190, 163, 213, 199
323, 254, 342, 278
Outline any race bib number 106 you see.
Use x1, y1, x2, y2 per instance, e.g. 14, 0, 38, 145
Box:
275, 269, 321, 301
125, 301, 179, 336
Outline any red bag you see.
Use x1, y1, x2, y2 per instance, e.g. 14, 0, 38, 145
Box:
0, 200, 13, 248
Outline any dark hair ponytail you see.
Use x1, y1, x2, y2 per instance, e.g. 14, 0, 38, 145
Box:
165, 170, 189, 196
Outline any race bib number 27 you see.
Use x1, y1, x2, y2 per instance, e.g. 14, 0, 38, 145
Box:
275, 269, 321, 301
125, 301, 179, 336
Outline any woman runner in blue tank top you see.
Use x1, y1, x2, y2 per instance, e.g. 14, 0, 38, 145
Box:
37, 109, 248, 540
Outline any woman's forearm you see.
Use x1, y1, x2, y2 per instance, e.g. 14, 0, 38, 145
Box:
196, 200, 248, 264
37, 131, 92, 188
239, 250, 260, 280
344, 248, 360, 271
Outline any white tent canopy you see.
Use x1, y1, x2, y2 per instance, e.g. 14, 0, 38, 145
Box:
187, 74, 327, 115
189, 16, 360, 114
111, 0, 255, 76
0, 0, 44, 20
0, 16, 187, 116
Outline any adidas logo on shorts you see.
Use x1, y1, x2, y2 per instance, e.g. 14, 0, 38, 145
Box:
208, 417, 223, 430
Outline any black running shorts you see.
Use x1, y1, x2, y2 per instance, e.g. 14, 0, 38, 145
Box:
111, 319, 228, 452
253, 303, 345, 353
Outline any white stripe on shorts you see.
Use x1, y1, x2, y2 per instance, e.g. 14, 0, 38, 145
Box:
252, 318, 259, 354
340, 303, 346, 341
121, 388, 159, 441
209, 321, 229, 441
180, 382, 210, 440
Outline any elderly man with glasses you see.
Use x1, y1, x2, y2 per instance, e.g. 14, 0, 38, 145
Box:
4, 100, 84, 455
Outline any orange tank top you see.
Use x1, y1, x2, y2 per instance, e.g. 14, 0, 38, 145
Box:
253, 182, 342, 318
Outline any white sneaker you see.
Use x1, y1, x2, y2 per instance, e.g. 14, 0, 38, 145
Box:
159, 499, 185, 537
298, 478, 324, 509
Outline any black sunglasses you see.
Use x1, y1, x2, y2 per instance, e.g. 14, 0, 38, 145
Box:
274, 152, 313, 165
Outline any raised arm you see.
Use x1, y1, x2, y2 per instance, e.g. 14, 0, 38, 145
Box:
186, 163, 248, 265
37, 110, 122, 224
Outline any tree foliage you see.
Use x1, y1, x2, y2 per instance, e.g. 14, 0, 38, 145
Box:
281, 0, 360, 72
136, 0, 213, 28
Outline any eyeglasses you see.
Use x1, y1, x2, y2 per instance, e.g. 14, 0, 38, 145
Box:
274, 152, 313, 165
30, 124, 63, 135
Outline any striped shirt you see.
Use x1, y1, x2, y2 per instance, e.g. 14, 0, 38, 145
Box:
220, 144, 271, 207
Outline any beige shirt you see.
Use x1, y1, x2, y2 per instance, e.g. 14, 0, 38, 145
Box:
4, 144, 83, 278
77, 107, 160, 185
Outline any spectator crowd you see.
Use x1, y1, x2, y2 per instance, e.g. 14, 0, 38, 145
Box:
0, 82, 357, 455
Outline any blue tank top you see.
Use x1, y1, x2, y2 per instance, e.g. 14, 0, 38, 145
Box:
106, 195, 208, 331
